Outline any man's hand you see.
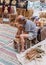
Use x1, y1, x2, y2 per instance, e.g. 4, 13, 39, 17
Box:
14, 22, 19, 27
14, 23, 23, 29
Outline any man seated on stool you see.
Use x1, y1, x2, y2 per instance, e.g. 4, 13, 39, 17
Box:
16, 15, 37, 52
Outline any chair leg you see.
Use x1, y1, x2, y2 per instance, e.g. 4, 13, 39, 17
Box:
27, 40, 31, 48
14, 41, 17, 49
14, 40, 21, 53
29, 40, 33, 47
17, 43, 21, 53
35, 38, 39, 43
25, 39, 32, 49
25, 42, 28, 49
31, 38, 39, 45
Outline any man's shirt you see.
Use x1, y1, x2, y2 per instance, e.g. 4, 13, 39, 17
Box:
24, 20, 37, 37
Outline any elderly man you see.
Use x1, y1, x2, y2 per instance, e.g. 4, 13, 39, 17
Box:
16, 15, 37, 52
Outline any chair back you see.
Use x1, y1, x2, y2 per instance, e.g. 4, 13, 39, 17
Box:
0, 7, 2, 17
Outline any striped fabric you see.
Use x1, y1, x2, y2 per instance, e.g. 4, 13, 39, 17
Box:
0, 24, 21, 65
0, 24, 18, 46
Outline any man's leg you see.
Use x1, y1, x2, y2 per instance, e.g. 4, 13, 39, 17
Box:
20, 34, 29, 52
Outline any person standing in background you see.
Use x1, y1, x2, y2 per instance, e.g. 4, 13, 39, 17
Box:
16, 0, 20, 8
11, 0, 17, 14
2, 0, 11, 13
11, 0, 16, 6
2, 0, 5, 12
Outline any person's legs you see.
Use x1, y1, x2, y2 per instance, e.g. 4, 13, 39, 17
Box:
20, 33, 34, 52
20, 34, 29, 52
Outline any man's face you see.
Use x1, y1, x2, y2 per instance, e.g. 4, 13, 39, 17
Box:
17, 18, 23, 24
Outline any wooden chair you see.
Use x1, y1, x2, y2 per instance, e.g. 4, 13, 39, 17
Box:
10, 14, 17, 21
0, 18, 2, 23
9, 14, 17, 26
0, 7, 2, 17
16, 8, 33, 19
14, 38, 29, 52
16, 8, 21, 15
39, 12, 46, 18
25, 37, 38, 49
14, 38, 21, 52
13, 36, 38, 53
25, 9, 33, 18
21, 9, 26, 16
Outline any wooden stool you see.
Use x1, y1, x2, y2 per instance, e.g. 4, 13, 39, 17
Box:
14, 38, 28, 52
14, 38, 21, 52
25, 39, 32, 48
25, 38, 38, 48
